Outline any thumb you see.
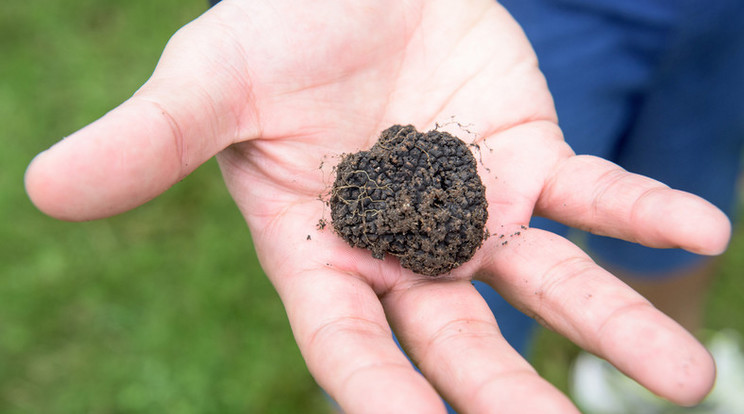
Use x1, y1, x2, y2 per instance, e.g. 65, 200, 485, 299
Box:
24, 14, 255, 221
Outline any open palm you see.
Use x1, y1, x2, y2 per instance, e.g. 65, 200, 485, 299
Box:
26, 1, 731, 413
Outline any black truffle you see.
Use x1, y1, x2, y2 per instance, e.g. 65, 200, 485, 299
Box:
330, 124, 488, 276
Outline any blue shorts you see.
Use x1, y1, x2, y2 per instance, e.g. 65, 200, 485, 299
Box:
456, 2, 744, 411
479, 0, 744, 370
503, 0, 744, 275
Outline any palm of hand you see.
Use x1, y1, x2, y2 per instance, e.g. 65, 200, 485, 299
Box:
26, 1, 729, 413
210, 0, 560, 279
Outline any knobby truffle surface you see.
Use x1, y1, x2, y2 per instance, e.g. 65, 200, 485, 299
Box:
330, 124, 488, 276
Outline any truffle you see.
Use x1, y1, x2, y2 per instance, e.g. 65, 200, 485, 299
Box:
330, 124, 488, 276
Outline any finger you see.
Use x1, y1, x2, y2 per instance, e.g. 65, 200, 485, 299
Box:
536, 155, 731, 255
24, 13, 254, 221
274, 268, 446, 414
464, 121, 571, 228
382, 279, 579, 413
478, 226, 715, 406
245, 195, 447, 413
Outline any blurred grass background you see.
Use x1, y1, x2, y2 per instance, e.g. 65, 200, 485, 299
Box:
1, 1, 742, 413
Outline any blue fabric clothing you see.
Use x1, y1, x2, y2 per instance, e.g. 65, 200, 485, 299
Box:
502, 0, 744, 275
452, 0, 744, 412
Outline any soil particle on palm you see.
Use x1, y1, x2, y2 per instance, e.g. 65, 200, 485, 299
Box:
330, 124, 488, 276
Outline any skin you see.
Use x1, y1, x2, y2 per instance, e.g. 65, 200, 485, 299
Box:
24, 1, 731, 413
614, 259, 717, 335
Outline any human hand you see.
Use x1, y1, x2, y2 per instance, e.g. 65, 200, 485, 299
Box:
25, 0, 731, 413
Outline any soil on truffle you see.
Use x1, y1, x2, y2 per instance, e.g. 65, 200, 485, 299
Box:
330, 124, 488, 276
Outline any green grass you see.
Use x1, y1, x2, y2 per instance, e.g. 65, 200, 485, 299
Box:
1, 1, 742, 413
1, 1, 327, 413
